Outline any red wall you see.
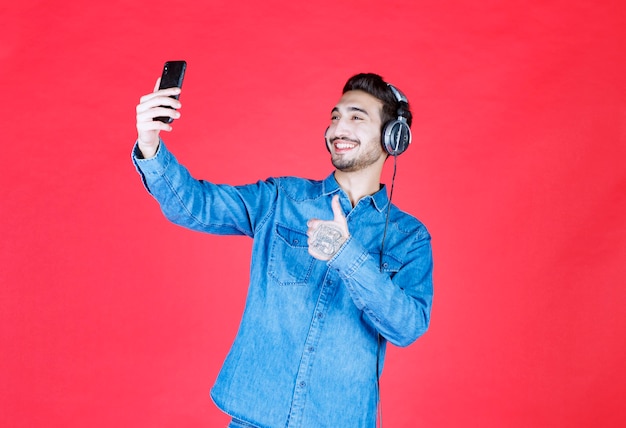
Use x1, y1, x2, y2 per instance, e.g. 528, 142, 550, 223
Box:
2, 1, 625, 427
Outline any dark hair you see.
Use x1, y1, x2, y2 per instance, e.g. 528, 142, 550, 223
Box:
342, 73, 412, 128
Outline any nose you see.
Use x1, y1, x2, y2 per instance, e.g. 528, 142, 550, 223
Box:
331, 117, 351, 139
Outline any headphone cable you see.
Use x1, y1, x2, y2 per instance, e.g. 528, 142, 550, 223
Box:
379, 155, 398, 269
377, 154, 398, 428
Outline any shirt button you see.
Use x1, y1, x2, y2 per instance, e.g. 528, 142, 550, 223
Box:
382, 262, 389, 268
293, 239, 299, 245
308, 346, 315, 352
317, 312, 323, 319
299, 381, 306, 388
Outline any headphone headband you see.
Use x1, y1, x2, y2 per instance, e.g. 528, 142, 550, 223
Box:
387, 83, 408, 105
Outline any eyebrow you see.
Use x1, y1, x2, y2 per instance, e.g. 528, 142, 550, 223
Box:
331, 106, 370, 116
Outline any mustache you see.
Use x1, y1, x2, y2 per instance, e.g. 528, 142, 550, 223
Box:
330, 136, 360, 144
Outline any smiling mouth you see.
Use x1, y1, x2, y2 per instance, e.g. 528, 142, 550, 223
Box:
332, 138, 358, 151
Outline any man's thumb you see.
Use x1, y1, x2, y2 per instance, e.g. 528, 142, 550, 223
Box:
331, 195, 345, 222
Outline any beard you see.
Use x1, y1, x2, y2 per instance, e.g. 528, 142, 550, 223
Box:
330, 138, 386, 172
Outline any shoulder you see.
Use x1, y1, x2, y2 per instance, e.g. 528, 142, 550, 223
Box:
389, 204, 431, 241
272, 176, 325, 201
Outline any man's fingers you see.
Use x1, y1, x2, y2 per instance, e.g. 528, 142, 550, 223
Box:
306, 219, 319, 233
139, 87, 181, 105
136, 105, 181, 123
136, 95, 182, 119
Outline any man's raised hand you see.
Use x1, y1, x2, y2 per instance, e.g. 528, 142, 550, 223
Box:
135, 79, 182, 159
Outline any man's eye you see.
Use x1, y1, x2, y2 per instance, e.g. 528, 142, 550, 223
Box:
331, 115, 340, 121
352, 115, 363, 121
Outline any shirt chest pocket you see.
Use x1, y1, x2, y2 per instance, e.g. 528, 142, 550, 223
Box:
370, 251, 403, 277
268, 224, 314, 286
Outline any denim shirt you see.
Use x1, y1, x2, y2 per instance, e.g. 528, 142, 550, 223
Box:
132, 141, 433, 428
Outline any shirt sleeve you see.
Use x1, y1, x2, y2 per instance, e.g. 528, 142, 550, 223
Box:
132, 140, 277, 237
327, 227, 433, 347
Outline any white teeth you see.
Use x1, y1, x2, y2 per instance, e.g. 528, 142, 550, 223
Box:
336, 143, 356, 149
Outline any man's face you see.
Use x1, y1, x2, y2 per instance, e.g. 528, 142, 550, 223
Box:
326, 90, 386, 173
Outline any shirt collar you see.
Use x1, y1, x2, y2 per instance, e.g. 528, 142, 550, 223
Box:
321, 172, 389, 213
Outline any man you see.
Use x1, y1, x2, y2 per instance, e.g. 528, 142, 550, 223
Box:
133, 73, 433, 427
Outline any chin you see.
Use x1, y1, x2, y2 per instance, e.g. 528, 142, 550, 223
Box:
331, 157, 356, 172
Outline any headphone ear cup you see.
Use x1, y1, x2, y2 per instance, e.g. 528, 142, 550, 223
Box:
324, 126, 331, 152
382, 120, 412, 156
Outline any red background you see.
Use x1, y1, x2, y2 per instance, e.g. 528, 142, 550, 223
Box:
2, 1, 625, 427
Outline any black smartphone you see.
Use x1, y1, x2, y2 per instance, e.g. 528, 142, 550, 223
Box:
154, 60, 187, 123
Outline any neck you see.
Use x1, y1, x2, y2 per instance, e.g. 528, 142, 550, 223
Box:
333, 167, 383, 207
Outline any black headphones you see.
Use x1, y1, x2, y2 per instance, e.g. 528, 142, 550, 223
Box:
325, 83, 412, 157
382, 84, 412, 157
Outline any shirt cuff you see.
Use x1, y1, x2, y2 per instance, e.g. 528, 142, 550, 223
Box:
132, 140, 172, 177
327, 236, 370, 279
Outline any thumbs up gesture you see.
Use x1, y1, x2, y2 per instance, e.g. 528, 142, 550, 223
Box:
307, 195, 351, 261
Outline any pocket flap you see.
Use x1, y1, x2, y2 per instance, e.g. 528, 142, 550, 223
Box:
276, 224, 308, 248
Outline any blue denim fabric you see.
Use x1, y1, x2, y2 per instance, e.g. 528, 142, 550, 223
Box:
229, 418, 261, 428
133, 141, 433, 428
